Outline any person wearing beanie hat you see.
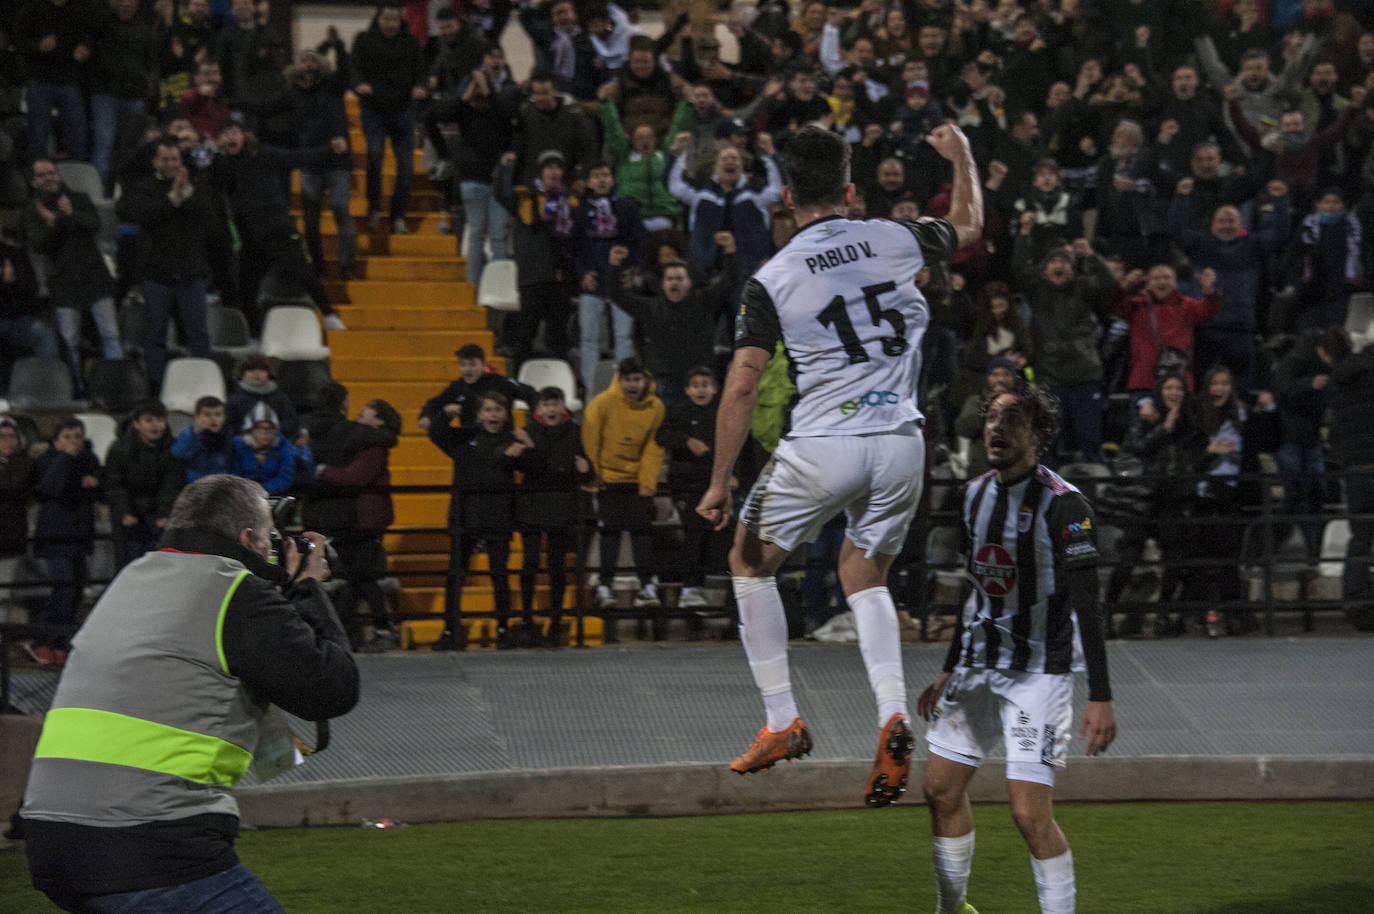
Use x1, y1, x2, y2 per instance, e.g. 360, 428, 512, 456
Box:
232, 403, 296, 494
226, 354, 299, 442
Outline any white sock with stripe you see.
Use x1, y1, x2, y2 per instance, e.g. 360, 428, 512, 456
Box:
933, 830, 975, 913
733, 576, 797, 731
848, 585, 908, 725
1031, 849, 1075, 914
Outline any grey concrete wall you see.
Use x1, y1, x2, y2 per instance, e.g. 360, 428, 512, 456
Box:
237, 755, 1374, 828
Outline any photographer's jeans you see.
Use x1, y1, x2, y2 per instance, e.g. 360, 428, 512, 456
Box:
49, 864, 286, 914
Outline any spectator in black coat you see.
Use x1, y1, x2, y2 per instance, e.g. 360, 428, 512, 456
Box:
429, 390, 534, 651
103, 399, 182, 568
351, 4, 427, 234
117, 137, 213, 390
89, 0, 158, 192
608, 236, 738, 410
28, 416, 103, 665
0, 236, 59, 363
1327, 333, 1374, 620
23, 159, 122, 394
226, 354, 300, 441
15, 0, 92, 163
1272, 327, 1345, 567
654, 366, 731, 609
208, 123, 345, 332
0, 417, 35, 605
417, 343, 536, 432
516, 387, 593, 648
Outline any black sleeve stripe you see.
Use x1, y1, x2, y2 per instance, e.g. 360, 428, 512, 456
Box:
895, 217, 959, 264
733, 277, 782, 353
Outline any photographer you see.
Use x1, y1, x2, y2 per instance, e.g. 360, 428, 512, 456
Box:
21, 475, 359, 913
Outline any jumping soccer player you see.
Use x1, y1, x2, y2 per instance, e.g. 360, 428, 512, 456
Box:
917, 380, 1117, 914
696, 123, 981, 806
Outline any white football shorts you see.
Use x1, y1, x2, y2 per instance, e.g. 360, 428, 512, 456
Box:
739, 422, 924, 557
925, 667, 1075, 787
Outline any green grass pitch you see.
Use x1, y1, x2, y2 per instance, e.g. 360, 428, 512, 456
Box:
3, 801, 1370, 912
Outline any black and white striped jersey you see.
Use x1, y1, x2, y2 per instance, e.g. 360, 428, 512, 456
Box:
732, 215, 957, 439
943, 465, 1112, 702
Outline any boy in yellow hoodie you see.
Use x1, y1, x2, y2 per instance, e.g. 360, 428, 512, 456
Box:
582, 357, 666, 628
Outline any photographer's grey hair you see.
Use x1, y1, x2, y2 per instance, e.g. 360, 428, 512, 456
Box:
166, 475, 269, 542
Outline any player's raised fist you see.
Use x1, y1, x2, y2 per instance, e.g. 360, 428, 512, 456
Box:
925, 124, 970, 162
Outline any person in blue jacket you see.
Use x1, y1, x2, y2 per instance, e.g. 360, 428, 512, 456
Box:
231, 403, 295, 495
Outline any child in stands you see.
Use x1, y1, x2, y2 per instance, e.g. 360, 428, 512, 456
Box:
517, 386, 595, 648
429, 390, 533, 650
226, 354, 300, 441
103, 399, 183, 567
171, 396, 235, 482
27, 417, 103, 666
655, 366, 732, 609
232, 403, 296, 495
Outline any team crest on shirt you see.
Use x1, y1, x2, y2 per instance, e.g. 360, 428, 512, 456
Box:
971, 544, 1016, 597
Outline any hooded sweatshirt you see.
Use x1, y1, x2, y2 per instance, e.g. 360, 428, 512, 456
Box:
582, 373, 665, 491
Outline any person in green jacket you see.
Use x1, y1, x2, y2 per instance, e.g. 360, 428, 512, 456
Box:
598, 96, 679, 232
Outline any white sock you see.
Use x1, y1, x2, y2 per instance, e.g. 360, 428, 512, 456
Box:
932, 830, 975, 913
733, 576, 797, 731
1031, 849, 1075, 914
848, 585, 908, 725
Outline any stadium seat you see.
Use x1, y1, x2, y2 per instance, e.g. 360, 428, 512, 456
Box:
56, 161, 106, 201
75, 411, 119, 461
1346, 292, 1373, 337
84, 359, 149, 413
1318, 519, 1351, 581
261, 305, 330, 361
276, 359, 334, 418
6, 357, 86, 412
591, 359, 617, 397
477, 259, 520, 311
160, 357, 226, 414
518, 358, 581, 411
209, 306, 257, 360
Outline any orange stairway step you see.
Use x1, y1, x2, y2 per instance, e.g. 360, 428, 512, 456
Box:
342, 307, 487, 331
389, 234, 460, 257
328, 328, 484, 357
364, 258, 467, 282
338, 282, 475, 308
332, 355, 468, 382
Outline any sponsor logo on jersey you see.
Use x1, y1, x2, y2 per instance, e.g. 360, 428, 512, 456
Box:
804, 241, 877, 274
838, 389, 900, 415
971, 543, 1016, 596
1061, 516, 1092, 538
1064, 542, 1097, 557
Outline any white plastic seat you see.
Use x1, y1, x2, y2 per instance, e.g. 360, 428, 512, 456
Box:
160, 357, 226, 414
56, 161, 107, 202
477, 259, 520, 312
1318, 519, 1352, 580
517, 357, 581, 411
260, 305, 331, 361
6, 357, 85, 412
1346, 292, 1374, 337
75, 412, 119, 462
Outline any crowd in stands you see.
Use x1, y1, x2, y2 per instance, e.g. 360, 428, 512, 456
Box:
3, 0, 1374, 654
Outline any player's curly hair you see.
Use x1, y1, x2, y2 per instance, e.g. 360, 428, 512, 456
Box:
979, 377, 1062, 459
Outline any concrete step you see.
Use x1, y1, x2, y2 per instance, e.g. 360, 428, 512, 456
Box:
332, 354, 474, 381
363, 257, 467, 282
328, 329, 485, 358
342, 306, 487, 331
335, 281, 476, 308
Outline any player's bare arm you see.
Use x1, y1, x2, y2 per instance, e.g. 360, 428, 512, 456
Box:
925, 124, 983, 249
697, 346, 770, 531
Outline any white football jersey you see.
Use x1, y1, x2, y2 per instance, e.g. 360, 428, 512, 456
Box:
734, 215, 957, 438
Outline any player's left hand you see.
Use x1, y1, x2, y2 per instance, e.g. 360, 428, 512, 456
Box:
1080, 700, 1116, 756
696, 484, 733, 531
